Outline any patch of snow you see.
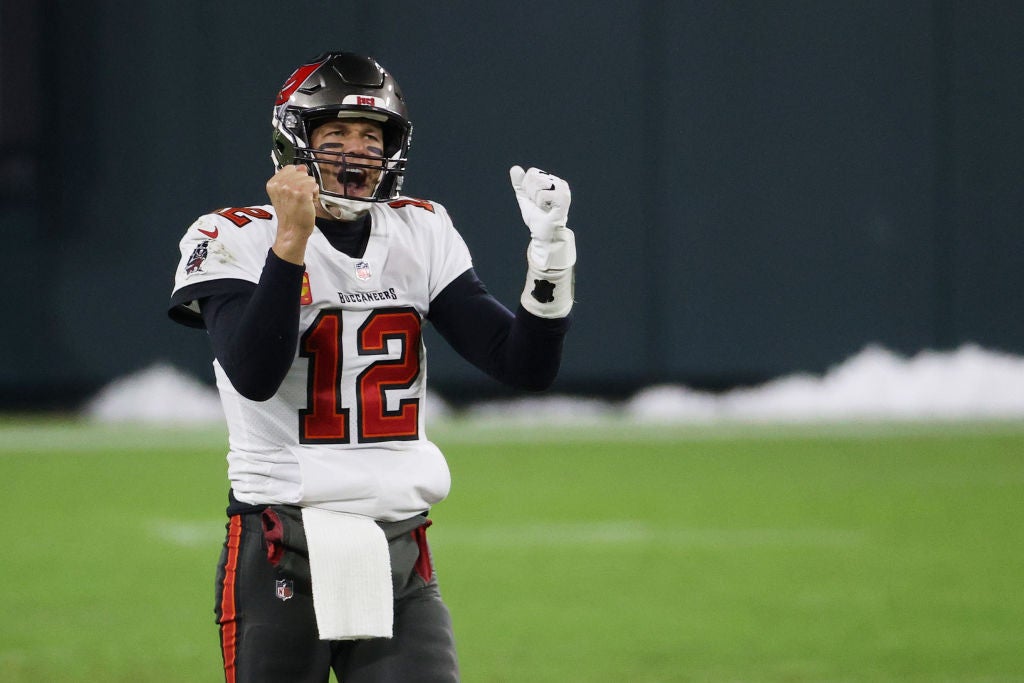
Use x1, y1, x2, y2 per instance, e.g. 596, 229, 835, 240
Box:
83, 345, 1024, 425
83, 363, 224, 424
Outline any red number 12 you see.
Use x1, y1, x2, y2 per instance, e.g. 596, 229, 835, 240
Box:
299, 308, 421, 444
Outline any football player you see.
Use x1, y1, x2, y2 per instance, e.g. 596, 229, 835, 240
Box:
168, 51, 575, 682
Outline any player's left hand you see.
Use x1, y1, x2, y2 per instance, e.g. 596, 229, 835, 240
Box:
509, 165, 571, 242
510, 166, 576, 317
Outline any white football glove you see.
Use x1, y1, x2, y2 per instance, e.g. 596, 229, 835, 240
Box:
509, 165, 576, 318
510, 166, 570, 240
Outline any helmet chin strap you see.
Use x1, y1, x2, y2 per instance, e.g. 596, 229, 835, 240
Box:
318, 194, 371, 222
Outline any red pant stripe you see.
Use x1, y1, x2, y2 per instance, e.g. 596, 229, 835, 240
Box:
218, 515, 243, 683
412, 522, 433, 583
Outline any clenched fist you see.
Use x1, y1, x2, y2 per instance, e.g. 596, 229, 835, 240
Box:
509, 165, 570, 243
509, 165, 576, 318
267, 165, 319, 265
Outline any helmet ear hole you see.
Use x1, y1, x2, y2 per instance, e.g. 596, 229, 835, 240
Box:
272, 132, 295, 167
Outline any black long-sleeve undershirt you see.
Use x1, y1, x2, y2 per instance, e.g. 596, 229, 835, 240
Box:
189, 249, 570, 401
428, 270, 570, 391
199, 253, 304, 401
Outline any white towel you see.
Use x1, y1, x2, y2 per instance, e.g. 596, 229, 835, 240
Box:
301, 507, 393, 640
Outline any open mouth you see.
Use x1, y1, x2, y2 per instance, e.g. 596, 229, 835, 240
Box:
338, 168, 368, 194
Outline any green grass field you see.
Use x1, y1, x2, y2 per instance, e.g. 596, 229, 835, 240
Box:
1, 417, 1022, 682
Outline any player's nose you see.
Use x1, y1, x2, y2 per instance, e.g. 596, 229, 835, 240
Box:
338, 134, 367, 155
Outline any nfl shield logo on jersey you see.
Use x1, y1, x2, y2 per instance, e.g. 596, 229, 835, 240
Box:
275, 578, 294, 601
354, 261, 372, 281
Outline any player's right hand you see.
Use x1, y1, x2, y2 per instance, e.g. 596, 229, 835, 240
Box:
267, 165, 318, 265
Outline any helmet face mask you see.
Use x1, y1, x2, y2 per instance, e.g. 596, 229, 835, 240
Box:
271, 52, 413, 210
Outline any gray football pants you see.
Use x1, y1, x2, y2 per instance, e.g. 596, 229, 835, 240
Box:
214, 511, 459, 682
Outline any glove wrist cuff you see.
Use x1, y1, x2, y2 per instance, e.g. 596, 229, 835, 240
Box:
521, 229, 576, 318
527, 227, 576, 270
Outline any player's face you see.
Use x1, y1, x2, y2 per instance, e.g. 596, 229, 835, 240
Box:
310, 119, 386, 199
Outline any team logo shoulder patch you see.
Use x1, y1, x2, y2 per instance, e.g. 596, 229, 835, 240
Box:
185, 240, 209, 276
184, 238, 236, 278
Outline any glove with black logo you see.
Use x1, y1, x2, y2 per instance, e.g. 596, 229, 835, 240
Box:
509, 165, 576, 318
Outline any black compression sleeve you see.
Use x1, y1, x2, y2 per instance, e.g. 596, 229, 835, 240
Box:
200, 249, 305, 401
427, 269, 571, 391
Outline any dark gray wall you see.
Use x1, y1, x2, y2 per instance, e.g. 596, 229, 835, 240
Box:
2, 0, 1022, 407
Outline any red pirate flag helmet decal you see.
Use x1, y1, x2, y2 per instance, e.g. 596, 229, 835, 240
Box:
275, 57, 329, 106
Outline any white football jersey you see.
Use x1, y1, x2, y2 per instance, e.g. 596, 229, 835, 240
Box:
171, 199, 473, 521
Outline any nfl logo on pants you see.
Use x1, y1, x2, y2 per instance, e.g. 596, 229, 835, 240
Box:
275, 579, 294, 601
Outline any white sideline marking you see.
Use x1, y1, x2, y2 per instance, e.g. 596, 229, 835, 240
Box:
2, 419, 1022, 455
147, 519, 224, 547
0, 423, 226, 453
432, 521, 866, 548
